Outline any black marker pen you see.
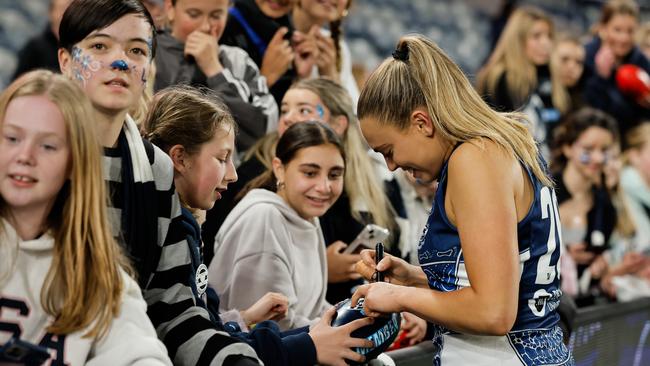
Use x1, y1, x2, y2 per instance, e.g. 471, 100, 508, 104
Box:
374, 242, 384, 282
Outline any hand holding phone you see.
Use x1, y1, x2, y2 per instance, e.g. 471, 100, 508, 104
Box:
343, 224, 390, 254
0, 337, 50, 365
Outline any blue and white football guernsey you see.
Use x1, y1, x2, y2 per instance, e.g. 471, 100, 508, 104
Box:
418, 151, 573, 365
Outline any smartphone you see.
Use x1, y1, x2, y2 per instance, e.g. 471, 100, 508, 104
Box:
343, 224, 390, 254
0, 337, 50, 365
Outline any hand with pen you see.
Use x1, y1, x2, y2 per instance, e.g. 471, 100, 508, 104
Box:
354, 245, 425, 287
351, 243, 428, 318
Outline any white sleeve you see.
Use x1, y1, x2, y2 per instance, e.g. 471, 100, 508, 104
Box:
87, 273, 172, 366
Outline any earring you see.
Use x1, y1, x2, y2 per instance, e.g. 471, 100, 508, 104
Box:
276, 181, 286, 190
341, 9, 349, 18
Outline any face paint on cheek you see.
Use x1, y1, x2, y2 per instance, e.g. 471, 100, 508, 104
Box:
129, 64, 149, 85
140, 65, 148, 84
579, 151, 592, 165
316, 104, 325, 119
71, 46, 102, 86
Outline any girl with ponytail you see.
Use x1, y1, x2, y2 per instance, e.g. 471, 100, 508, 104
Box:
352, 34, 573, 365
291, 0, 359, 105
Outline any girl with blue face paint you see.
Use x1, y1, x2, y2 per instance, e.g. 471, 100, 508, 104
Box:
551, 107, 620, 305
57, 1, 264, 365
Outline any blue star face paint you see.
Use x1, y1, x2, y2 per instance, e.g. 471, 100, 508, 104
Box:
316, 104, 325, 119
578, 148, 611, 165
70, 46, 102, 86
110, 60, 130, 71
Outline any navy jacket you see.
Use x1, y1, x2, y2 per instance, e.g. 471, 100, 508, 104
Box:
180, 208, 317, 366
583, 37, 650, 138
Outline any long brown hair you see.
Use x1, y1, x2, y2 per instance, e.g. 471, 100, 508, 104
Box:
599, 0, 639, 28
0, 70, 130, 339
239, 121, 345, 199
550, 107, 620, 175
358, 34, 552, 187
243, 78, 398, 236
477, 6, 569, 113
330, 0, 353, 72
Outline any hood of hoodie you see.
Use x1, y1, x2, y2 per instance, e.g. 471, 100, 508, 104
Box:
154, 30, 198, 90
224, 188, 319, 232
156, 29, 185, 59
0, 218, 53, 254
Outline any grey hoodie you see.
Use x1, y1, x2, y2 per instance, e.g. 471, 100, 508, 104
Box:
208, 189, 329, 331
154, 30, 278, 151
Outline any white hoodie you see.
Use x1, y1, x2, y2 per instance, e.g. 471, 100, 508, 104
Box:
621, 166, 650, 250
0, 220, 171, 365
209, 189, 330, 331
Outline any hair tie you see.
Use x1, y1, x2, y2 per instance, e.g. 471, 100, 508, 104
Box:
392, 45, 409, 62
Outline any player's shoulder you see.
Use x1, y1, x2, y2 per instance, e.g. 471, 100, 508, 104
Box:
449, 138, 514, 173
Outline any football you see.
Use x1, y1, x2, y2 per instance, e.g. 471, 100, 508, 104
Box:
331, 298, 401, 365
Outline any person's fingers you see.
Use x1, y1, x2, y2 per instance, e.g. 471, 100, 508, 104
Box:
342, 349, 366, 364
361, 299, 380, 318
344, 316, 374, 333
350, 285, 367, 307
272, 301, 288, 312
376, 256, 393, 272
360, 249, 376, 265
330, 241, 348, 253
346, 336, 374, 349
269, 27, 289, 46
210, 24, 219, 38
308, 24, 320, 36
321, 306, 337, 323
316, 37, 335, 53
348, 272, 363, 280
401, 320, 415, 331
355, 260, 374, 280
291, 30, 305, 43
405, 325, 420, 338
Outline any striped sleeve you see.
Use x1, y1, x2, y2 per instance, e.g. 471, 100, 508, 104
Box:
214, 45, 279, 132
104, 146, 263, 366
146, 146, 262, 365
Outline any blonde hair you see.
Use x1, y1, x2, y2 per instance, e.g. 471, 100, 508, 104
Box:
131, 62, 156, 129
609, 144, 637, 238
358, 34, 552, 187
550, 33, 584, 91
636, 21, 650, 46
477, 6, 569, 114
245, 78, 398, 238
0, 70, 130, 339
